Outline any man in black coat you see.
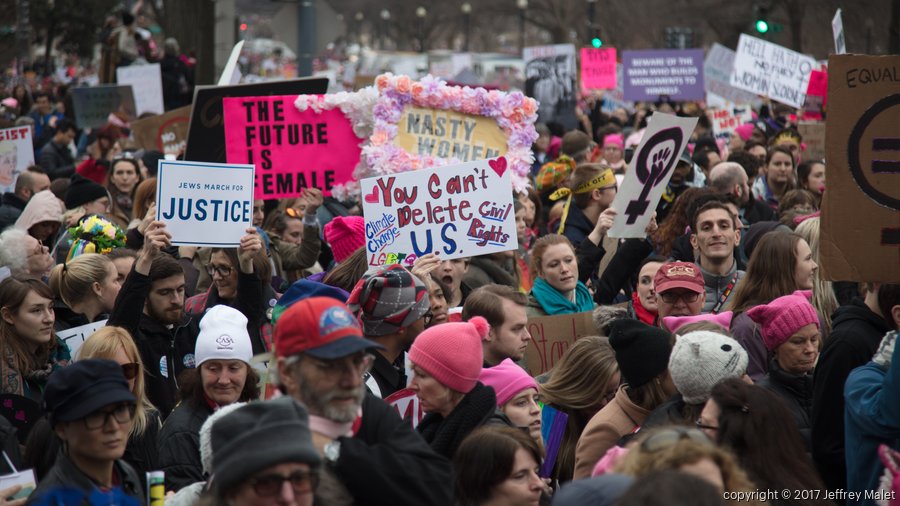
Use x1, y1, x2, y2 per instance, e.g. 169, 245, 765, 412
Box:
38, 119, 77, 180
0, 169, 50, 230
812, 283, 900, 492
275, 296, 453, 506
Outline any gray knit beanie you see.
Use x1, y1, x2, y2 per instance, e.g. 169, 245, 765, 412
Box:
210, 397, 321, 493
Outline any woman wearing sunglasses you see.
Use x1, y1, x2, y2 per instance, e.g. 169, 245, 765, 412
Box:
198, 397, 320, 506
77, 326, 161, 481
30, 359, 143, 504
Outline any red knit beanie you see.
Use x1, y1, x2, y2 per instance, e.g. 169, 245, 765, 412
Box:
324, 216, 366, 264
747, 290, 819, 351
408, 317, 490, 393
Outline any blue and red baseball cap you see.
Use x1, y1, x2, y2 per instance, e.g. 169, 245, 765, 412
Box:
274, 296, 384, 360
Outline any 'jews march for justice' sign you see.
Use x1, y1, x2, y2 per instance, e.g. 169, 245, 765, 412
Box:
361, 157, 518, 268
156, 160, 255, 247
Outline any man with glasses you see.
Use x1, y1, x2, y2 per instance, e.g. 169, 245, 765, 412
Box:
31, 359, 143, 504
275, 296, 453, 505
346, 264, 431, 398
654, 262, 705, 331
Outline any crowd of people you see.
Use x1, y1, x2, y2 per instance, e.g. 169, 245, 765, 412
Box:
0, 16, 899, 506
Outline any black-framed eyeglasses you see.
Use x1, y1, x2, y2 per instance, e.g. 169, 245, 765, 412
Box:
695, 419, 719, 432
83, 404, 136, 430
206, 264, 234, 278
422, 310, 434, 326
121, 362, 139, 380
640, 427, 711, 453
249, 470, 319, 497
659, 291, 702, 304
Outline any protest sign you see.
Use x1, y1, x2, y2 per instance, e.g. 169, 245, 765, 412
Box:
71, 85, 136, 129
394, 106, 507, 162
184, 77, 328, 164
524, 311, 596, 376
130, 105, 191, 156
609, 112, 698, 238
56, 319, 108, 361
223, 95, 362, 199
116, 63, 164, 116
832, 9, 846, 55
821, 54, 900, 282
707, 103, 752, 138
622, 49, 704, 101
364, 74, 537, 194
797, 122, 826, 162
524, 44, 578, 129
703, 43, 761, 106
581, 47, 617, 91
0, 126, 34, 194
730, 34, 815, 108
219, 40, 245, 86
0, 469, 36, 500
384, 388, 425, 428
155, 160, 255, 247
360, 157, 518, 268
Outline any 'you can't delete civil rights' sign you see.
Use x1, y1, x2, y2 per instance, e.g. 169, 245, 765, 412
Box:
361, 157, 518, 268
156, 160, 255, 247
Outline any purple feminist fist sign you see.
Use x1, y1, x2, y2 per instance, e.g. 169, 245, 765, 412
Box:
624, 127, 684, 224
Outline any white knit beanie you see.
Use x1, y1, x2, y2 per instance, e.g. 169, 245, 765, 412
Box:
196, 305, 253, 366
668, 331, 749, 404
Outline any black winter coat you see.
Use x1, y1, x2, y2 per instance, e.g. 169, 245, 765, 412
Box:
28, 451, 144, 505
0, 192, 26, 231
157, 400, 212, 492
757, 359, 813, 450
417, 382, 510, 460
108, 268, 200, 419
333, 393, 455, 506
811, 298, 891, 492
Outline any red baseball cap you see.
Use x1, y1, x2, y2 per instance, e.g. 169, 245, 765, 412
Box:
274, 297, 384, 359
653, 262, 705, 294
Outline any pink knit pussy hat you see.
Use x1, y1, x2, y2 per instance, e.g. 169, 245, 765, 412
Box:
409, 317, 490, 393
747, 290, 819, 351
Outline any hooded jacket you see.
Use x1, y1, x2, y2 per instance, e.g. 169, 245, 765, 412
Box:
812, 298, 891, 492
14, 190, 62, 234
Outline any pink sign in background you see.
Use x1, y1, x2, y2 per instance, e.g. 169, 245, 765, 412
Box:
223, 95, 362, 199
807, 69, 828, 97
581, 47, 618, 90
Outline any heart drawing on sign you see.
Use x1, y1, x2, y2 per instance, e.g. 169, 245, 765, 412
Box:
364, 186, 379, 204
488, 157, 508, 177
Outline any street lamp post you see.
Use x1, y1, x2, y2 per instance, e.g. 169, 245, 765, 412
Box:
517, 0, 528, 54
461, 3, 472, 52
416, 6, 427, 53
587, 0, 597, 44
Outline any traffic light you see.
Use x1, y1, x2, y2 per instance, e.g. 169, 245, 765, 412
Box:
755, 6, 769, 34
591, 37, 602, 48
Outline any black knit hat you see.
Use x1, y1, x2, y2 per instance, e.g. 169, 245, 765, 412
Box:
210, 396, 321, 493
64, 174, 109, 210
608, 319, 672, 388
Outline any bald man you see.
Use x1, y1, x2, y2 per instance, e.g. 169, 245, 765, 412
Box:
0, 168, 51, 230
709, 161, 775, 226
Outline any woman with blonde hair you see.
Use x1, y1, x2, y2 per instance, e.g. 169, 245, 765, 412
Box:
539, 335, 620, 484
794, 217, 838, 337
613, 427, 762, 504
48, 253, 120, 331
76, 325, 161, 479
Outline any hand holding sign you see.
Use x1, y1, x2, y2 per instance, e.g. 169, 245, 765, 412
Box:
137, 221, 171, 275
238, 228, 263, 274
411, 252, 441, 280
299, 187, 324, 217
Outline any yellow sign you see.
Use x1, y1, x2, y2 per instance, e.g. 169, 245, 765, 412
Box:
395, 106, 508, 162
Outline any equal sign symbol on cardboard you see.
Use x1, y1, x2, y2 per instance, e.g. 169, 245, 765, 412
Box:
872, 138, 900, 173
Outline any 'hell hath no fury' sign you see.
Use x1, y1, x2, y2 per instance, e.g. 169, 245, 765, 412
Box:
360, 157, 518, 268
